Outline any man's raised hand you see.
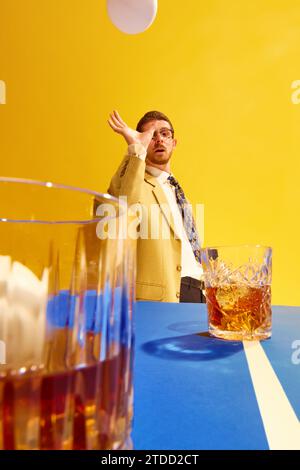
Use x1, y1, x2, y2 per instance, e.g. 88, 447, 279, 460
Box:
108, 110, 155, 149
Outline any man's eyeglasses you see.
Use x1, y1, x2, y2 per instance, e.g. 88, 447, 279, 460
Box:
151, 128, 174, 142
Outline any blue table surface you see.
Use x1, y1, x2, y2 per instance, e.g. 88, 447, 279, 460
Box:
132, 303, 300, 450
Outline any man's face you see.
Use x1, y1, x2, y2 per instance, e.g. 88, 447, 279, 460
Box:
142, 120, 177, 166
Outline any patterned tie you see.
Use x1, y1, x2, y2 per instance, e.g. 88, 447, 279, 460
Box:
167, 175, 201, 263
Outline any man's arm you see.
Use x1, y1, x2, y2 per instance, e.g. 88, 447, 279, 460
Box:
108, 145, 146, 205
107, 111, 154, 205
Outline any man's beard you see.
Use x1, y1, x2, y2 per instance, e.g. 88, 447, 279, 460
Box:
146, 151, 172, 165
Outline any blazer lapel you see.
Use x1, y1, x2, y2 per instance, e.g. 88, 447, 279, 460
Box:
144, 172, 178, 238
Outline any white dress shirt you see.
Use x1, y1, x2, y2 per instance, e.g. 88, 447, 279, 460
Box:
127, 144, 203, 280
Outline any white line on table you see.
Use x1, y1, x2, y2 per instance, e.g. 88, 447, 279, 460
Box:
243, 340, 300, 450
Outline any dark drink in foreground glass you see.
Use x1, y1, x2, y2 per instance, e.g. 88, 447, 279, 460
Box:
0, 178, 135, 449
0, 343, 132, 450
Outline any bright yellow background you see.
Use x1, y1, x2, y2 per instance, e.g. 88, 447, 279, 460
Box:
0, 1, 300, 305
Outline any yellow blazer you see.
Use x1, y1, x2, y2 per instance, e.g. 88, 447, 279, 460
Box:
108, 151, 182, 302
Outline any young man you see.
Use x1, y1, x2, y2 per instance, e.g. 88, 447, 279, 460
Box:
108, 110, 205, 303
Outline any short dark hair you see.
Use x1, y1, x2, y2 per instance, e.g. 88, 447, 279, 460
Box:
136, 111, 174, 136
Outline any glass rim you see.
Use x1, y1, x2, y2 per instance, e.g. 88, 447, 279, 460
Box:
0, 176, 126, 225
200, 244, 272, 251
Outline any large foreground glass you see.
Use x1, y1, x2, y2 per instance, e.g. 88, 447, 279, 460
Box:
0, 178, 135, 450
201, 245, 272, 341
